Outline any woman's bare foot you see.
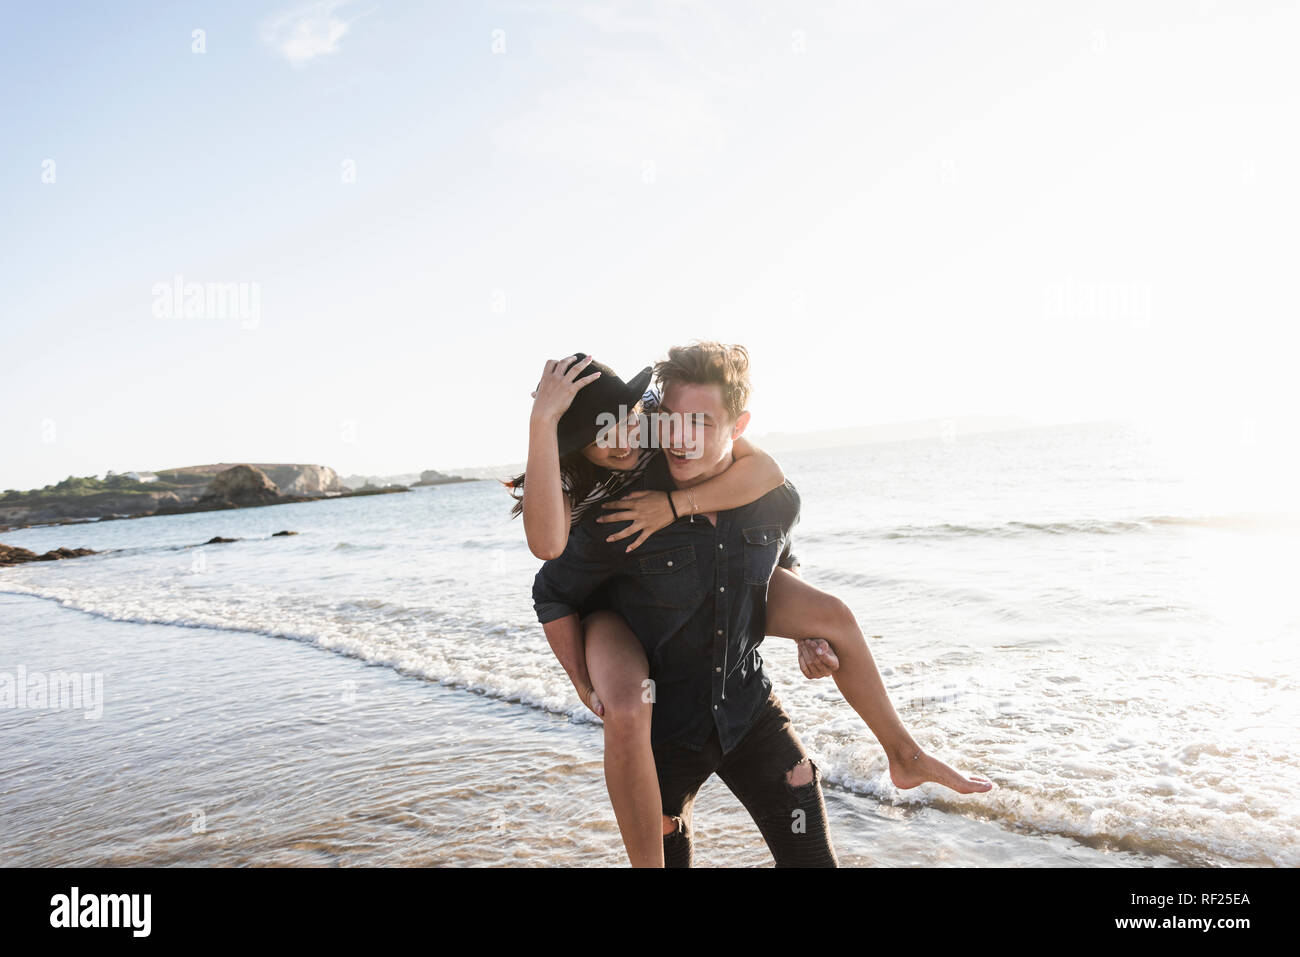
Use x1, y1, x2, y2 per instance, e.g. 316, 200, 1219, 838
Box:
889, 749, 994, 794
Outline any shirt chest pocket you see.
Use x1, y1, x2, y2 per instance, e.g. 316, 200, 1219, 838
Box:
636, 544, 700, 608
742, 524, 784, 586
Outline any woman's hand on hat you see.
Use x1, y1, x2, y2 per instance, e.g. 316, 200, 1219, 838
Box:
597, 489, 674, 552
530, 354, 601, 424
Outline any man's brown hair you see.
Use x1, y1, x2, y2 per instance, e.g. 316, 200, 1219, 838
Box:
653, 341, 752, 422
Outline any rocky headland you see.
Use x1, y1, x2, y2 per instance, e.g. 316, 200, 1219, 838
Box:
412, 469, 477, 487
0, 463, 428, 532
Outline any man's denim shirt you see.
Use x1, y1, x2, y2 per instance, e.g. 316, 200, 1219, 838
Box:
532, 452, 801, 755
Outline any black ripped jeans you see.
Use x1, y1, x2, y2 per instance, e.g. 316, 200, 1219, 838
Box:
655, 690, 839, 867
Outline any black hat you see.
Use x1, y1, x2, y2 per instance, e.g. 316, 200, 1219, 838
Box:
554, 353, 653, 457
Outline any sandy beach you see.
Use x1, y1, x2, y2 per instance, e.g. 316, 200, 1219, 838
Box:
0, 591, 1174, 867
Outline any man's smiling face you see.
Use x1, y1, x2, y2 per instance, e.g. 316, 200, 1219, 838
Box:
657, 381, 750, 488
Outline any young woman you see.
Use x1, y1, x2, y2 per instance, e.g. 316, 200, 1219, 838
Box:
510, 353, 992, 867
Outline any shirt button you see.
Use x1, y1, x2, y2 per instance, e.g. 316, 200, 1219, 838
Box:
715, 666, 721, 672
713, 705, 718, 710
719, 586, 725, 593
716, 629, 723, 635
718, 543, 724, 549
666, 560, 673, 567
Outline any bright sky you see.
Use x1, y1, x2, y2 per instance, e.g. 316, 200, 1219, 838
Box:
2, 0, 1297, 490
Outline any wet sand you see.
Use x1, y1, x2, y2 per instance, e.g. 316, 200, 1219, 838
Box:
0, 592, 1176, 867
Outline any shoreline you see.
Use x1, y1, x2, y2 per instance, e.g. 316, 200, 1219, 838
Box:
0, 590, 1184, 867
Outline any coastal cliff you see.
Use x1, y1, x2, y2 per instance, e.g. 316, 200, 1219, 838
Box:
158, 463, 345, 496
0, 463, 396, 531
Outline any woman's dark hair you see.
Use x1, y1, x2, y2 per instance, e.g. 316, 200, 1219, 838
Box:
504, 450, 605, 521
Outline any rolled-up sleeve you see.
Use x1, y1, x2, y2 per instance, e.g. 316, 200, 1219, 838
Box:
531, 519, 620, 624
776, 480, 801, 570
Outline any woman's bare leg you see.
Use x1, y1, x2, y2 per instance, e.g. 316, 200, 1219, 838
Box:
582, 610, 665, 866
766, 568, 993, 794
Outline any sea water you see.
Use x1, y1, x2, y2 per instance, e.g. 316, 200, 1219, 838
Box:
2, 422, 1296, 866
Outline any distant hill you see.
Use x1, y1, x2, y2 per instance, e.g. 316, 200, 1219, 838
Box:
339, 468, 476, 488
436, 463, 523, 481
412, 469, 476, 487
339, 472, 421, 489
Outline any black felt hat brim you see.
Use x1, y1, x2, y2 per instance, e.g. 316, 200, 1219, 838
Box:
555, 363, 654, 458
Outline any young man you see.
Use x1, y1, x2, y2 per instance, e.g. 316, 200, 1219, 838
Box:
532, 341, 838, 867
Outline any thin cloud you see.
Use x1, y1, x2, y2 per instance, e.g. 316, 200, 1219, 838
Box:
261, 0, 366, 67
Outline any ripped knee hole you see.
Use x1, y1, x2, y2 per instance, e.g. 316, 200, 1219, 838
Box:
785, 757, 815, 788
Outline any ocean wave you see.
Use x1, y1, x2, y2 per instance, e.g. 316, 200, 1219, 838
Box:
2, 578, 1294, 868
808, 735, 1298, 868
0, 582, 606, 731
805, 567, 900, 590
821, 513, 1299, 542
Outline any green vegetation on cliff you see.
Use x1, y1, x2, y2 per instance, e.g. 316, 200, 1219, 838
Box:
0, 473, 197, 506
